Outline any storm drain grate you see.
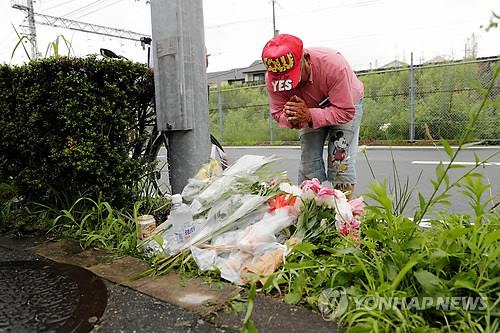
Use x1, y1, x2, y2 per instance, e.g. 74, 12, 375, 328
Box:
0, 260, 107, 333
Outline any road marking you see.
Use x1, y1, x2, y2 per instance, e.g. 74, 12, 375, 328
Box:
412, 161, 500, 166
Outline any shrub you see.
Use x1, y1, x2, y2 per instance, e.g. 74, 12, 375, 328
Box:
0, 56, 159, 209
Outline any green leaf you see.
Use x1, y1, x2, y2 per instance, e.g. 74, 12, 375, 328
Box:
440, 139, 454, 158
284, 272, 306, 305
241, 284, 259, 333
474, 153, 481, 165
293, 242, 318, 255
363, 228, 385, 241
449, 164, 465, 169
435, 162, 446, 182
388, 256, 420, 292
241, 318, 259, 333
283, 260, 318, 270
467, 77, 488, 96
453, 279, 475, 291
484, 230, 500, 248
414, 269, 443, 294
418, 193, 427, 211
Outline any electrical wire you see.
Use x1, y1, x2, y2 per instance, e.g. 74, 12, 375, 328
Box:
40, 0, 76, 12
73, 0, 122, 20
62, 0, 109, 18
205, 0, 389, 30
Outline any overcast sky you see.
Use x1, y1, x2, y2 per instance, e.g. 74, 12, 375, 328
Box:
1, 0, 499, 72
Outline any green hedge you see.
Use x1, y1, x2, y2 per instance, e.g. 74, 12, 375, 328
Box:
0, 56, 159, 208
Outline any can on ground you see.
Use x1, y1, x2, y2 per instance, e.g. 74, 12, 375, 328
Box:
138, 215, 156, 240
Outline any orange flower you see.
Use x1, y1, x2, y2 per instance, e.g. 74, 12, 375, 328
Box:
267, 193, 297, 213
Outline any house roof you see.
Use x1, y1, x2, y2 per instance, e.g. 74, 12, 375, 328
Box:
380, 60, 409, 69
207, 59, 266, 84
424, 56, 447, 64
242, 60, 266, 74
207, 68, 245, 84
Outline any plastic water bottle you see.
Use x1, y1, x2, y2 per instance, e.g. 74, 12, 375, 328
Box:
168, 194, 195, 246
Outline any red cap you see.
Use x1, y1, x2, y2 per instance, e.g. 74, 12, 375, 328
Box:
261, 34, 303, 92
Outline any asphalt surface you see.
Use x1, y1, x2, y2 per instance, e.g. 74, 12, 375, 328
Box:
225, 146, 500, 215
0, 242, 229, 333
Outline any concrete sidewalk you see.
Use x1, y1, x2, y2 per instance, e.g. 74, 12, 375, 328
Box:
0, 237, 341, 333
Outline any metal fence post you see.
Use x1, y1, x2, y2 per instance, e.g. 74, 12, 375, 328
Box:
409, 52, 416, 143
217, 81, 224, 140
269, 113, 274, 144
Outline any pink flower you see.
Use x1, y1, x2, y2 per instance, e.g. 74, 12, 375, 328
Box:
332, 189, 347, 201
300, 178, 322, 193
336, 222, 350, 237
317, 187, 334, 197
351, 229, 360, 244
349, 219, 361, 229
315, 187, 336, 207
349, 197, 365, 217
336, 220, 361, 244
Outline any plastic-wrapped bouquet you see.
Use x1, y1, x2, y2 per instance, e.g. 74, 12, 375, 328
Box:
140, 156, 365, 286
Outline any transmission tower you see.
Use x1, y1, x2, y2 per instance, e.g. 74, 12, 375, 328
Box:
11, 0, 151, 58
12, 0, 38, 59
34, 12, 150, 42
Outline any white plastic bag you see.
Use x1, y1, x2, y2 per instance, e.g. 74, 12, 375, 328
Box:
223, 155, 277, 176
191, 247, 217, 271
237, 208, 294, 254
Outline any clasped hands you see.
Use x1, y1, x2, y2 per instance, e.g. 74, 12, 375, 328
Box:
284, 95, 312, 127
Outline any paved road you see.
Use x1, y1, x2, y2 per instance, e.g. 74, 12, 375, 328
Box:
225, 146, 499, 216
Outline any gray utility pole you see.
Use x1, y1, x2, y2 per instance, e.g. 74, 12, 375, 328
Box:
272, 0, 278, 37
12, 0, 38, 59
151, 0, 211, 193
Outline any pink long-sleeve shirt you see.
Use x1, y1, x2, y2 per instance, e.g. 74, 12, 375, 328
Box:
266, 47, 364, 129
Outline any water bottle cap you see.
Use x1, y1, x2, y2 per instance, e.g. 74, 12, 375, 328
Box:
171, 194, 182, 204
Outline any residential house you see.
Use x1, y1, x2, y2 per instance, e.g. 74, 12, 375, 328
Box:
207, 60, 266, 87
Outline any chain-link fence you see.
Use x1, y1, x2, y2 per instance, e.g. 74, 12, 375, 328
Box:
208, 57, 499, 145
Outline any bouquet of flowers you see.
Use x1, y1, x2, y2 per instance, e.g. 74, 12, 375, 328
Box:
289, 178, 364, 244
141, 155, 365, 285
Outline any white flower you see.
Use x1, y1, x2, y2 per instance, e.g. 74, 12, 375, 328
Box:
379, 123, 391, 132
279, 182, 302, 196
300, 188, 316, 201
334, 198, 354, 224
358, 145, 368, 153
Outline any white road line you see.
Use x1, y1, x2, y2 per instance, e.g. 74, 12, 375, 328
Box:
412, 161, 500, 166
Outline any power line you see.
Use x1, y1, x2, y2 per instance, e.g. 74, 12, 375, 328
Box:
204, 0, 389, 30
74, 0, 123, 20
40, 0, 77, 12
311, 17, 488, 45
62, 0, 109, 18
